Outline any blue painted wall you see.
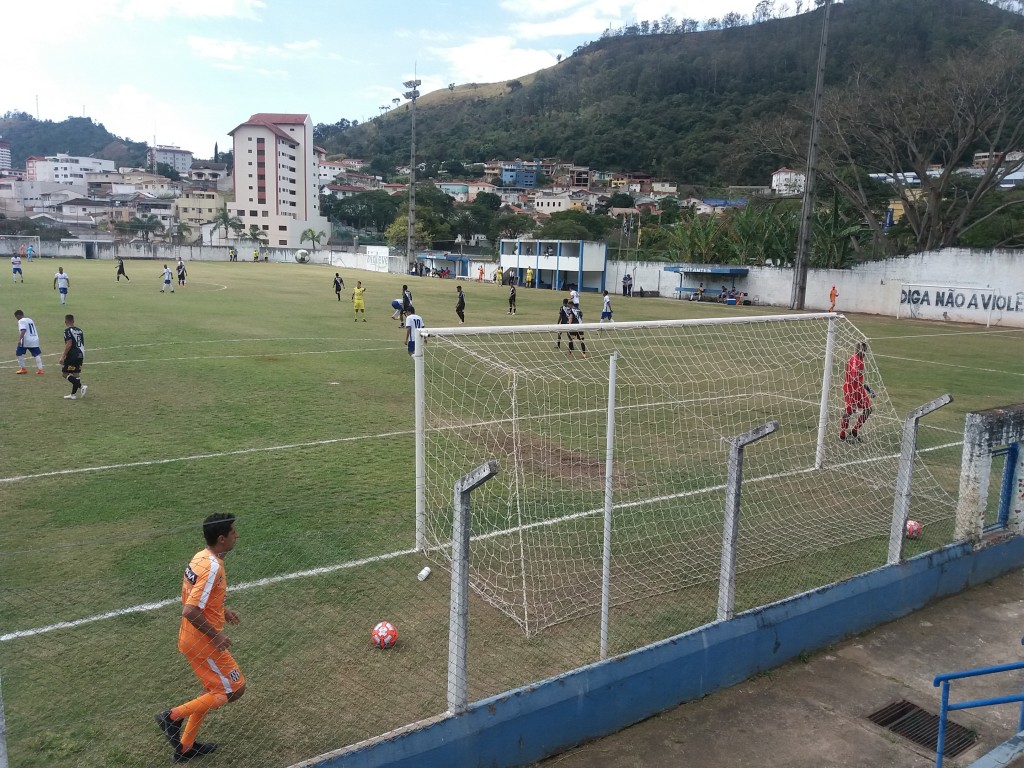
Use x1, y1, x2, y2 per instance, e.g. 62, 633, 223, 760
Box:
303, 538, 1024, 768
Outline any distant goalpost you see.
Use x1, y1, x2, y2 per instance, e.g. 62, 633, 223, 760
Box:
414, 313, 956, 636
0, 235, 41, 259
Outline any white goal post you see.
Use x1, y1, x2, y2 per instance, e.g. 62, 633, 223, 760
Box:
413, 313, 955, 636
0, 235, 41, 259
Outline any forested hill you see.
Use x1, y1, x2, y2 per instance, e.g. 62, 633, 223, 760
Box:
0, 113, 149, 168
317, 0, 1024, 185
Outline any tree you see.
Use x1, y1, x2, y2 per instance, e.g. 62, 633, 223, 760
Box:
764, 32, 1024, 253
156, 162, 181, 182
245, 225, 269, 245
137, 215, 165, 242
490, 213, 535, 243
170, 221, 193, 245
211, 206, 243, 244
300, 228, 327, 250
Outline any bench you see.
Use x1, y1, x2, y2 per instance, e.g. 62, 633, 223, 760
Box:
674, 287, 723, 301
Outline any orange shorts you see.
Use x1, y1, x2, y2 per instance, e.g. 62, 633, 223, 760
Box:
182, 643, 245, 695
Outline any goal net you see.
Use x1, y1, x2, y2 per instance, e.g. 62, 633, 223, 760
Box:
415, 314, 957, 636
0, 235, 41, 258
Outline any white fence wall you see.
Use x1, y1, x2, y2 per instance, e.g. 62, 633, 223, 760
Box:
610, 248, 1024, 328
35, 241, 408, 274
30, 241, 1024, 328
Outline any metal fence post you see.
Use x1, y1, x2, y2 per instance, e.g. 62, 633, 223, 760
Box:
448, 460, 499, 715
888, 394, 953, 565
717, 421, 779, 622
600, 352, 618, 660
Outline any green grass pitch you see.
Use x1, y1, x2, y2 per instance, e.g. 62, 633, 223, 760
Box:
0, 258, 1021, 767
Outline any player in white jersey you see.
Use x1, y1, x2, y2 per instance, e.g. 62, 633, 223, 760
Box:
161, 265, 175, 293
600, 290, 614, 322
13, 310, 44, 374
53, 267, 70, 304
568, 287, 579, 309
12, 255, 23, 283
404, 310, 424, 356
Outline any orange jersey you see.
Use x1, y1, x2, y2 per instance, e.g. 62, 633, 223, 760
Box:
179, 548, 227, 655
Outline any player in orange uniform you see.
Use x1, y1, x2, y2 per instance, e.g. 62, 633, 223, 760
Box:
155, 513, 246, 762
840, 341, 875, 443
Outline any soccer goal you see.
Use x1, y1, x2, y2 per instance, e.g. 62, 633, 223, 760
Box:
0, 235, 41, 259
414, 314, 956, 636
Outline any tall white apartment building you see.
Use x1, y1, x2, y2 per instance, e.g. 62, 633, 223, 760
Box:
0, 139, 11, 172
29, 154, 116, 188
148, 145, 194, 174
227, 112, 329, 248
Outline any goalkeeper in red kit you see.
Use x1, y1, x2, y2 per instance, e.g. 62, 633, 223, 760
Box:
840, 341, 875, 442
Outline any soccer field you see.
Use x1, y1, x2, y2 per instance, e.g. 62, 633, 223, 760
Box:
1, 259, 1021, 767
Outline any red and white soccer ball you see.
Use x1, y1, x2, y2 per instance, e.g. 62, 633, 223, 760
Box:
905, 519, 922, 539
371, 620, 398, 649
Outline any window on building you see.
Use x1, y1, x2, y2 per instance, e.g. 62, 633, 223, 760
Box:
250, 210, 258, 217
279, 240, 287, 246
279, 225, 287, 231
262, 211, 269, 217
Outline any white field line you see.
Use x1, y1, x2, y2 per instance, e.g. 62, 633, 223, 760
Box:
871, 328, 1024, 341
0, 346, 400, 368
1, 440, 964, 643
0, 430, 414, 484
0, 547, 418, 642
873, 352, 1024, 377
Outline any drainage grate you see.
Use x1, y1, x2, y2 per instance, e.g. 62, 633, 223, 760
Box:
868, 700, 977, 758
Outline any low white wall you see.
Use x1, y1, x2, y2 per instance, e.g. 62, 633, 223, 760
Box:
610, 248, 1024, 328
38, 241, 408, 274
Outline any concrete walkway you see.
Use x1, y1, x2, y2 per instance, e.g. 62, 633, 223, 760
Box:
537, 569, 1024, 768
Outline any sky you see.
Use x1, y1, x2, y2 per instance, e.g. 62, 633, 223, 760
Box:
7, 0, 776, 159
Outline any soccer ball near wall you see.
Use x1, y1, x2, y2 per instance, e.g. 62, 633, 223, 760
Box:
371, 620, 398, 648
905, 520, 922, 539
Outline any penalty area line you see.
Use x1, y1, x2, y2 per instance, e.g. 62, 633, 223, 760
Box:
0, 547, 418, 643
0, 429, 414, 484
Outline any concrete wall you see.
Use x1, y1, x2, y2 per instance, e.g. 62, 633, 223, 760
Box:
612, 248, 1024, 327
301, 536, 1024, 768
35, 240, 407, 273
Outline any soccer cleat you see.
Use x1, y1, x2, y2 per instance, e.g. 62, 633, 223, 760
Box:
79, 385, 88, 399
173, 742, 217, 763
64, 394, 77, 400
36, 369, 45, 375
16, 368, 28, 374
155, 710, 182, 748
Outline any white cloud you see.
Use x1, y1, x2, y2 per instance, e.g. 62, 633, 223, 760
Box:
186, 36, 325, 63
428, 37, 559, 84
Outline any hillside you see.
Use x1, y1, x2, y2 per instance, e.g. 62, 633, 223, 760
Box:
0, 112, 149, 168
317, 0, 1024, 185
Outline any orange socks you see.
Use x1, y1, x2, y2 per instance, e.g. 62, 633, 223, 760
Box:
171, 692, 228, 748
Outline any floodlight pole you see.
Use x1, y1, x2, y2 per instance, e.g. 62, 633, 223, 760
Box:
403, 74, 421, 267
718, 421, 779, 622
888, 394, 953, 564
790, 0, 832, 310
448, 460, 500, 715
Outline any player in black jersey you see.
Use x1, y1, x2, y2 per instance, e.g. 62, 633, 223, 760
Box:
60, 314, 87, 400
555, 298, 571, 349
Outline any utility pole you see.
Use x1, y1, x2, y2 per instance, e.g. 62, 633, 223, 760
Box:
790, 0, 833, 310
403, 73, 421, 265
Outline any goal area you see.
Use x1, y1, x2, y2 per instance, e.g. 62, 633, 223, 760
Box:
414, 314, 956, 636
0, 235, 41, 258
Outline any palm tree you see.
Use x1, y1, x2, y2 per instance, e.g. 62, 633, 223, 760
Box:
246, 224, 269, 245
133, 215, 165, 243
211, 206, 242, 244
170, 222, 193, 245
300, 228, 327, 250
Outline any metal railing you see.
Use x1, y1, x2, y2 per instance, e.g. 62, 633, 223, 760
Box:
932, 638, 1024, 768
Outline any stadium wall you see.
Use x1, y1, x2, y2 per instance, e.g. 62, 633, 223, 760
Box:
612, 248, 1024, 328
302, 536, 1024, 768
